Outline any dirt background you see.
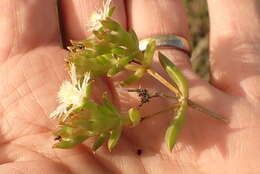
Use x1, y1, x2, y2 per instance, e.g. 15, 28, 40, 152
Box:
185, 0, 210, 80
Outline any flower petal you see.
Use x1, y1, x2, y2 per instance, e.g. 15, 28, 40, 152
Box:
69, 63, 78, 86
88, 0, 112, 31
49, 103, 67, 119
58, 81, 78, 105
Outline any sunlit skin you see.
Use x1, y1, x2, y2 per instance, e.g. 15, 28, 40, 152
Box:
1, 0, 260, 173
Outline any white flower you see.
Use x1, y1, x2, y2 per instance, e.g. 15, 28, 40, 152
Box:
50, 64, 91, 121
88, 0, 112, 31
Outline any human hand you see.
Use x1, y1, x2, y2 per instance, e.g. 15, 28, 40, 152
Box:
1, 0, 260, 173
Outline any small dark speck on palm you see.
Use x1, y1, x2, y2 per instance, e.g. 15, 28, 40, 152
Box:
137, 149, 143, 156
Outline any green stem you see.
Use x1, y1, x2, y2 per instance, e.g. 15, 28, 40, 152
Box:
146, 68, 181, 97
188, 100, 229, 123
141, 104, 179, 121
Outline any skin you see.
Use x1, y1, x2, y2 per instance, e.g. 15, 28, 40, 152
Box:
0, 0, 260, 173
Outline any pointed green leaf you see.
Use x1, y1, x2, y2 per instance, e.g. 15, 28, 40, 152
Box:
101, 18, 121, 31
128, 108, 141, 126
89, 108, 120, 133
53, 135, 88, 149
92, 133, 109, 151
107, 67, 120, 77
102, 93, 119, 114
120, 68, 146, 86
111, 47, 128, 56
108, 7, 116, 17
142, 40, 156, 67
165, 100, 188, 151
108, 126, 122, 151
53, 126, 89, 149
70, 54, 116, 77
77, 49, 97, 58
107, 56, 133, 76
94, 41, 112, 55
84, 80, 93, 99
99, 19, 138, 51
93, 30, 104, 40
128, 29, 139, 49
158, 52, 188, 98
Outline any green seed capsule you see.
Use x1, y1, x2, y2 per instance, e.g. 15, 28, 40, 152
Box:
128, 108, 141, 126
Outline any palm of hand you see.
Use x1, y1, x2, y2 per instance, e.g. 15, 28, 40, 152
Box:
1, 0, 260, 174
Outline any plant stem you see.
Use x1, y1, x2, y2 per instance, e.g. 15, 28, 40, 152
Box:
158, 94, 228, 122
187, 100, 228, 123
141, 104, 179, 121
146, 69, 181, 97
141, 99, 228, 123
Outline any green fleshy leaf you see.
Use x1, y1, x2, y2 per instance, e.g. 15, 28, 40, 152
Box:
69, 39, 112, 58
165, 100, 188, 151
120, 68, 146, 86
100, 18, 138, 51
54, 126, 77, 137
128, 108, 141, 126
142, 40, 156, 67
53, 135, 88, 149
93, 30, 104, 40
76, 49, 97, 58
103, 32, 132, 49
85, 81, 93, 99
68, 96, 122, 135
94, 41, 113, 55
70, 54, 116, 77
53, 126, 89, 149
108, 126, 122, 151
107, 56, 133, 76
92, 133, 109, 151
101, 18, 121, 31
108, 7, 116, 17
102, 93, 119, 114
158, 52, 189, 98
89, 109, 119, 133
107, 66, 121, 77
128, 29, 139, 48
80, 100, 97, 110
111, 47, 128, 56
84, 95, 121, 133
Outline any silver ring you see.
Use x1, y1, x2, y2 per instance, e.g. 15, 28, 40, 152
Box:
139, 34, 192, 56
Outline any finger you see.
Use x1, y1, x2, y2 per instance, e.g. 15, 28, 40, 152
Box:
126, 0, 194, 85
115, 0, 191, 127
59, 0, 127, 46
208, 0, 260, 99
0, 0, 61, 62
125, 0, 193, 106
123, 0, 234, 158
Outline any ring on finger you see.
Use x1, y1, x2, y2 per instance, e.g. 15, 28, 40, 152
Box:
139, 34, 192, 57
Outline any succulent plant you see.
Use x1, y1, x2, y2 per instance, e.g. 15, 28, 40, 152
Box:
50, 0, 226, 152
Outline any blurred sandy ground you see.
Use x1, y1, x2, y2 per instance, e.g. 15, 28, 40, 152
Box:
185, 0, 209, 80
